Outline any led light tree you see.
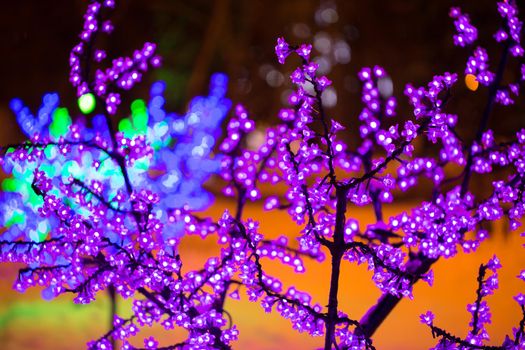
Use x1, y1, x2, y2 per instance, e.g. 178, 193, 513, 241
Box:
1, 0, 236, 348
1, 0, 525, 350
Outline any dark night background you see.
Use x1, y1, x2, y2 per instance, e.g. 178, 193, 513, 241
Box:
1, 0, 523, 202
1, 0, 523, 142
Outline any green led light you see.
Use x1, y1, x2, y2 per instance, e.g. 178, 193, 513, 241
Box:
134, 112, 148, 132
118, 118, 136, 138
6, 211, 26, 228
134, 157, 150, 171
99, 160, 119, 177
50, 107, 72, 138
131, 99, 148, 133
40, 164, 56, 177
44, 145, 57, 160
117, 99, 149, 138
62, 160, 81, 178
28, 190, 43, 207
152, 141, 162, 150
78, 93, 96, 114
36, 221, 49, 241
37, 231, 48, 242
131, 99, 146, 112
2, 178, 19, 192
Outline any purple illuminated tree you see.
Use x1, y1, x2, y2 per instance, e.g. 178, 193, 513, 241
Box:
1, 1, 525, 350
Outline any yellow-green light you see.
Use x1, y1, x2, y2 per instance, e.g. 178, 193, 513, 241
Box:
78, 93, 96, 114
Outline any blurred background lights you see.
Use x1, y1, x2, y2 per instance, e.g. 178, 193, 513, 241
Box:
322, 87, 337, 108
333, 40, 351, 64
246, 127, 266, 150
281, 89, 293, 105
50, 107, 72, 138
266, 70, 284, 88
315, 0, 338, 26
314, 56, 332, 75
314, 32, 332, 54
378, 77, 394, 98
259, 64, 284, 88
292, 23, 311, 38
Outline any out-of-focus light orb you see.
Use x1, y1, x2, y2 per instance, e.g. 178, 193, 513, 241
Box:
322, 87, 337, 108
50, 107, 72, 138
78, 93, 96, 114
258, 64, 274, 80
314, 56, 332, 75
465, 74, 479, 91
315, 1, 338, 26
292, 23, 311, 38
281, 89, 293, 105
321, 8, 338, 24
246, 128, 266, 150
266, 70, 284, 87
378, 77, 394, 98
314, 32, 332, 54
334, 40, 351, 64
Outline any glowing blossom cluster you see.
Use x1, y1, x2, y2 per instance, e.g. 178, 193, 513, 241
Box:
0, 0, 525, 350
69, 0, 161, 114
451, 1, 524, 104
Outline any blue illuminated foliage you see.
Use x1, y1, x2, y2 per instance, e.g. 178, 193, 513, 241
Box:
1, 75, 230, 247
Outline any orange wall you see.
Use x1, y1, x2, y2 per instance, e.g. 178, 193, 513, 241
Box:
0, 198, 523, 349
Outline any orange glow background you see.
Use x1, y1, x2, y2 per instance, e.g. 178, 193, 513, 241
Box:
0, 197, 523, 349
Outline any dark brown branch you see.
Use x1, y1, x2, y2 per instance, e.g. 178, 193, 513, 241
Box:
471, 264, 488, 336
324, 186, 348, 350
429, 324, 503, 350
358, 253, 437, 337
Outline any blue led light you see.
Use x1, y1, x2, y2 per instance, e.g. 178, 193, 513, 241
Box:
1, 74, 230, 256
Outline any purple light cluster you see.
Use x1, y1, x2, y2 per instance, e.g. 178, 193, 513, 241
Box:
449, 7, 478, 47
421, 256, 509, 349
1, 0, 525, 349
452, 0, 524, 105
69, 0, 161, 114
